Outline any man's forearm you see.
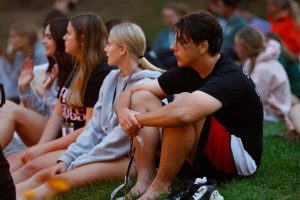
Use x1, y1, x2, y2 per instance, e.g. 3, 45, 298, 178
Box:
136, 100, 189, 128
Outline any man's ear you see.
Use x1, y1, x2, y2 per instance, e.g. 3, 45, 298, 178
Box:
199, 40, 209, 54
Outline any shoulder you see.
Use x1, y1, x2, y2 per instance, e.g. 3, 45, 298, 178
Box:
215, 54, 242, 75
130, 70, 161, 83
209, 56, 251, 88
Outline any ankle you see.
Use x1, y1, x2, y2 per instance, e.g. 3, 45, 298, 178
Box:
149, 179, 170, 194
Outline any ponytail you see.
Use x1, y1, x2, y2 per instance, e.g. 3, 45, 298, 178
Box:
139, 56, 165, 73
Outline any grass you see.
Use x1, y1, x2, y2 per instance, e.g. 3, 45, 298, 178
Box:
58, 121, 300, 200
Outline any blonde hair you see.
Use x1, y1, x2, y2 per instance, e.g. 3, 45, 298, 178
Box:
109, 23, 164, 72
68, 13, 108, 109
236, 27, 266, 75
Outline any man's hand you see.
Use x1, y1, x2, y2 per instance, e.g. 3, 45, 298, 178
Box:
52, 162, 67, 176
118, 107, 142, 137
18, 58, 34, 90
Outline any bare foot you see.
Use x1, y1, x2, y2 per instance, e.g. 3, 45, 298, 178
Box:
137, 180, 169, 200
129, 182, 150, 196
128, 170, 156, 197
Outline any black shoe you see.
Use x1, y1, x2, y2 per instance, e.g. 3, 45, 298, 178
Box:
165, 177, 223, 200
165, 179, 195, 200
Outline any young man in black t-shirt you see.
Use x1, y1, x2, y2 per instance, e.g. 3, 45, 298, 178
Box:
115, 11, 263, 200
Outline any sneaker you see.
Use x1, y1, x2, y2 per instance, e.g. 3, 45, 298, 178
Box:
165, 179, 195, 200
188, 185, 224, 200
165, 177, 223, 200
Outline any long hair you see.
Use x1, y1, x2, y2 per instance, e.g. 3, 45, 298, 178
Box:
236, 27, 266, 74
236, 27, 266, 58
68, 13, 108, 109
109, 23, 163, 72
47, 17, 74, 88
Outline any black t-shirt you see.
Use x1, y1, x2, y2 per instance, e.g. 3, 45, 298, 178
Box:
158, 54, 263, 165
58, 61, 112, 130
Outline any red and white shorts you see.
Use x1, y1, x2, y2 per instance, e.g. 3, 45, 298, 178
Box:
190, 117, 257, 178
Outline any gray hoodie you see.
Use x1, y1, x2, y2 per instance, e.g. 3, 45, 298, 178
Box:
58, 68, 161, 170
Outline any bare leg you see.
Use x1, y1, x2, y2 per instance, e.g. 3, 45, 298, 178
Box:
16, 157, 135, 198
7, 152, 24, 172
136, 93, 205, 200
12, 150, 64, 184
16, 167, 53, 196
0, 101, 47, 148
129, 90, 162, 196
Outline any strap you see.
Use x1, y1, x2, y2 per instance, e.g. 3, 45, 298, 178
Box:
111, 137, 135, 200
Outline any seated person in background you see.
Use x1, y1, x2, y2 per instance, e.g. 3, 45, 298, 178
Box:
3, 18, 73, 160
43, 0, 79, 28
266, 0, 300, 58
0, 13, 110, 178
235, 27, 291, 122
266, 33, 300, 103
211, 0, 247, 62
153, 1, 190, 69
115, 11, 263, 200
238, 1, 270, 34
16, 22, 161, 200
0, 21, 48, 103
266, 33, 300, 139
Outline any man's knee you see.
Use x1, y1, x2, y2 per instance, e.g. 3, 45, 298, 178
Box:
131, 90, 160, 110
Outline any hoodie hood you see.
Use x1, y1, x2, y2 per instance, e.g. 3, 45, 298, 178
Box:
256, 39, 281, 63
128, 69, 161, 83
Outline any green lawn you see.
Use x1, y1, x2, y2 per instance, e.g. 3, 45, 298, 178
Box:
58, 122, 300, 200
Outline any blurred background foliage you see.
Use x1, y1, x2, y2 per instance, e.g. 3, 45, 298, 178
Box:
0, 0, 298, 46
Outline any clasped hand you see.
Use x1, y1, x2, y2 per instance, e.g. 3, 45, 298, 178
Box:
118, 108, 142, 137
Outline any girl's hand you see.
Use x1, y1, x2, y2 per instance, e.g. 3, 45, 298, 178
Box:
21, 145, 46, 163
18, 58, 34, 90
44, 64, 58, 90
52, 162, 68, 175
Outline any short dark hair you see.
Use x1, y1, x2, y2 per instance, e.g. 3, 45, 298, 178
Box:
174, 11, 223, 55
